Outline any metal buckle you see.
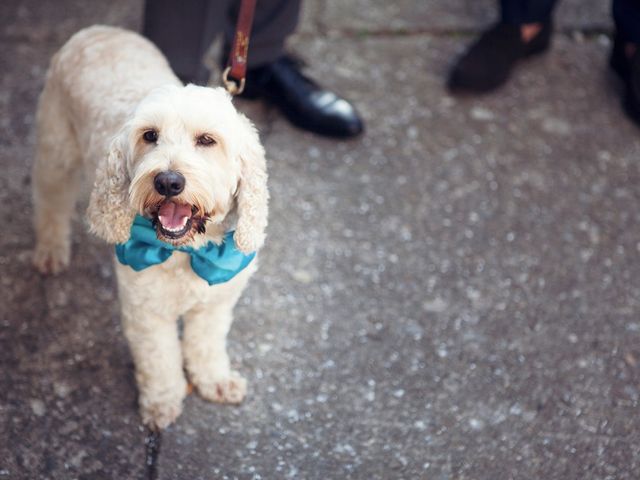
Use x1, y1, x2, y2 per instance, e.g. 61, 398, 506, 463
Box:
222, 66, 245, 96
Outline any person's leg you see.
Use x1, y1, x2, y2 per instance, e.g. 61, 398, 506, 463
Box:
611, 0, 640, 125
501, 0, 559, 42
613, 0, 640, 46
223, 0, 364, 138
447, 0, 558, 93
143, 0, 226, 83
500, 0, 558, 25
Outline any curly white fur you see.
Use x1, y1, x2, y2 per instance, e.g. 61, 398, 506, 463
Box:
32, 25, 268, 429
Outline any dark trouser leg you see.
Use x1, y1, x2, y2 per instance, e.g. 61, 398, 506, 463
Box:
611, 0, 640, 127
500, 0, 559, 24
224, 0, 301, 68
142, 0, 227, 82
613, 0, 640, 44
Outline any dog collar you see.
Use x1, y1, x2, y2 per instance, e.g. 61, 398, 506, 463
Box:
115, 215, 255, 285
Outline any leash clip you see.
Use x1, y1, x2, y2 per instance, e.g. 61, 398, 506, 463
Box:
223, 0, 255, 96
222, 66, 246, 96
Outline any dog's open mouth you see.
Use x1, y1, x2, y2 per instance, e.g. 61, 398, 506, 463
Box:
154, 200, 194, 240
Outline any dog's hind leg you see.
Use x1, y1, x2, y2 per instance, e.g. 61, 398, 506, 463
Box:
32, 80, 82, 274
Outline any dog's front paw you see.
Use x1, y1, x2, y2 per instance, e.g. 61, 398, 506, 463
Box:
33, 242, 70, 275
140, 393, 185, 430
196, 371, 247, 405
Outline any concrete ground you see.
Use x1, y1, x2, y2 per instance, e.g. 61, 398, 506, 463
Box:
1, 1, 639, 479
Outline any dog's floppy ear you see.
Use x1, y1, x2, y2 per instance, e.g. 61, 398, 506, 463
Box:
233, 114, 269, 254
86, 132, 135, 244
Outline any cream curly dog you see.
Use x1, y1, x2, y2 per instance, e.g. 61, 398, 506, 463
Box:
32, 26, 268, 429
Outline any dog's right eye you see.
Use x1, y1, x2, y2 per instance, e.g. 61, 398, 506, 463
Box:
143, 129, 158, 143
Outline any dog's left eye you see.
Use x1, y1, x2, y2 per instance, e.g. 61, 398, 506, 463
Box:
196, 134, 217, 146
143, 129, 158, 143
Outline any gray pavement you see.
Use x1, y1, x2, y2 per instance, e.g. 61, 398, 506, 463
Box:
1, 1, 639, 479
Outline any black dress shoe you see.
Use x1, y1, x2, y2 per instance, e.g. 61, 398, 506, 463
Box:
239, 56, 364, 138
610, 34, 640, 126
447, 20, 553, 93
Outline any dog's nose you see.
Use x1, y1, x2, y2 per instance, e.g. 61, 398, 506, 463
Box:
154, 171, 185, 197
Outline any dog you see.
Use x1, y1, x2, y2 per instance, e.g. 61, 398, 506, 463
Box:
32, 25, 268, 429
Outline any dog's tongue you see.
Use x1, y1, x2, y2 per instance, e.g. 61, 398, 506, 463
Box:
158, 201, 191, 230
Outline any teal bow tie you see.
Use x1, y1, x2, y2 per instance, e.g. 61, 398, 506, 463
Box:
115, 215, 255, 285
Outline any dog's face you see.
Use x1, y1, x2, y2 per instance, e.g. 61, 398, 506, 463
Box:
126, 85, 243, 246
87, 85, 268, 253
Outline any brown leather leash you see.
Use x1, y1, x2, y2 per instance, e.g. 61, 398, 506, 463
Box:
222, 0, 257, 95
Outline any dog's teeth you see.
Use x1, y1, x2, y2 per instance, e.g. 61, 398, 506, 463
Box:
158, 212, 191, 234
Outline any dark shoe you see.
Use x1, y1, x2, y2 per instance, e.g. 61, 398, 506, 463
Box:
610, 34, 640, 126
447, 20, 553, 93
239, 56, 364, 138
